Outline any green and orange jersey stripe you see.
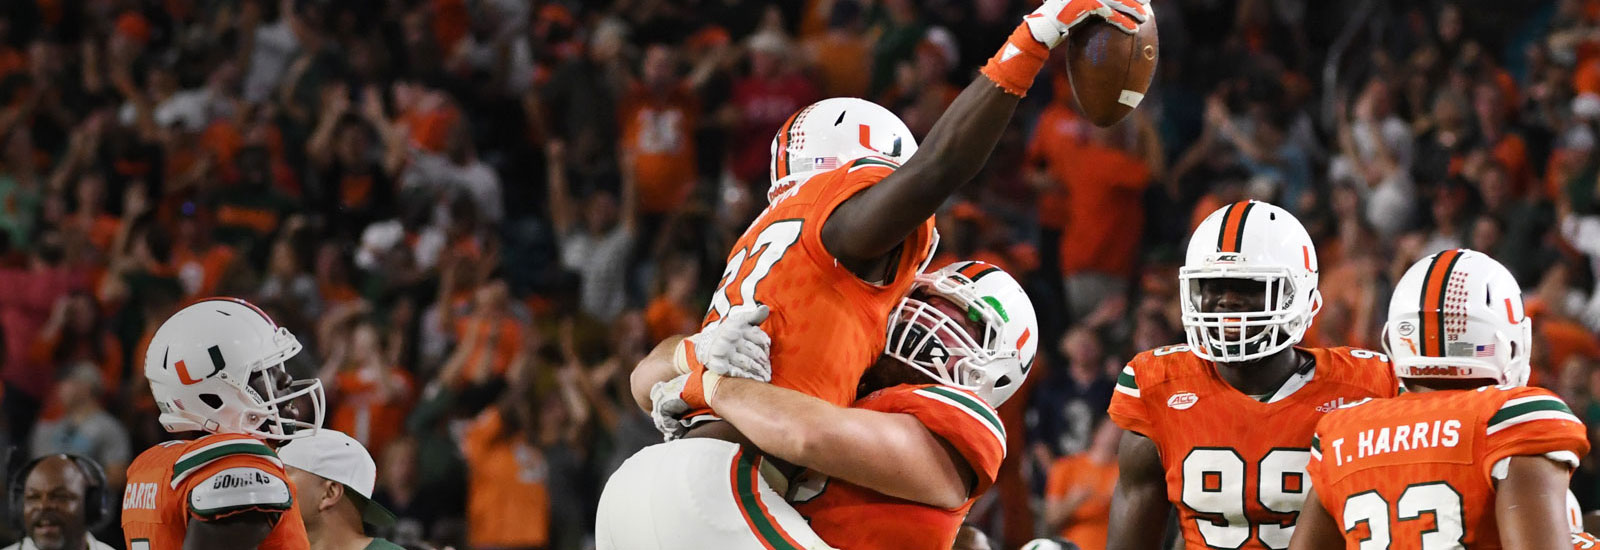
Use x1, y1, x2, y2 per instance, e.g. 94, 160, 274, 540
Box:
729, 448, 806, 550
1214, 201, 1256, 253
1417, 249, 1465, 357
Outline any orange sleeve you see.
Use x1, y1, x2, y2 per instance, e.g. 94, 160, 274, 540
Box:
882, 385, 1008, 497
1481, 387, 1591, 481
1108, 362, 1156, 439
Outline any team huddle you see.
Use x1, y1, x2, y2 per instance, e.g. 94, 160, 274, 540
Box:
100, 0, 1591, 549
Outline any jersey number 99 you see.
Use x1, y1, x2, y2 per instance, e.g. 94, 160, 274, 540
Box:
1182, 448, 1311, 549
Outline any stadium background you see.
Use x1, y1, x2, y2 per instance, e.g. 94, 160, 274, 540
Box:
0, 0, 1596, 548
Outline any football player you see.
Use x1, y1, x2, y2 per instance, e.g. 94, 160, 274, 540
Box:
122, 298, 326, 550
609, 261, 1036, 550
1105, 200, 1402, 550
1288, 249, 1589, 550
598, 0, 1148, 547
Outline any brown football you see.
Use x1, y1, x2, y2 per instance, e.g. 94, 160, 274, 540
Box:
1066, 15, 1159, 127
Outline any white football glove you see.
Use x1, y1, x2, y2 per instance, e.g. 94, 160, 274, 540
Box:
1024, 0, 1150, 47
678, 304, 773, 382
649, 375, 692, 441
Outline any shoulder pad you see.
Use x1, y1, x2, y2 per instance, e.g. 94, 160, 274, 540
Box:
172, 436, 281, 489
188, 467, 291, 520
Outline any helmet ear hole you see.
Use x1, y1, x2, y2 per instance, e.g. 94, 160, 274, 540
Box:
199, 394, 225, 410
995, 375, 1012, 388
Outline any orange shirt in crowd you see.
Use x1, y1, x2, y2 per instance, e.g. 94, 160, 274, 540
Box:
331, 365, 415, 457
462, 408, 550, 549
806, 34, 872, 98
1051, 144, 1151, 278
644, 296, 694, 344
1045, 455, 1118, 550
1027, 103, 1092, 232
618, 84, 699, 214
172, 244, 237, 297
453, 316, 525, 385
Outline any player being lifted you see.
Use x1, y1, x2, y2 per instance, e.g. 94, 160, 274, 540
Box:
1106, 200, 1401, 550
613, 261, 1036, 550
1288, 249, 1589, 550
122, 298, 326, 550
598, 0, 1148, 548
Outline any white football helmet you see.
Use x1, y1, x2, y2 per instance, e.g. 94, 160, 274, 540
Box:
1382, 249, 1532, 386
886, 261, 1038, 406
144, 297, 325, 440
767, 97, 917, 202
1180, 201, 1322, 363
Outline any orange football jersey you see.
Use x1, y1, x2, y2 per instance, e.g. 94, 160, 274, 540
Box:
122, 433, 309, 550
793, 384, 1005, 550
1108, 345, 1399, 549
694, 158, 936, 415
1306, 386, 1590, 549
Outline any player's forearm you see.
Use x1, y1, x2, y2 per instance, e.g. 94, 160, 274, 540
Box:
631, 335, 685, 412
1106, 432, 1170, 550
1497, 455, 1576, 550
821, 78, 1020, 262
1286, 488, 1346, 550
709, 378, 970, 509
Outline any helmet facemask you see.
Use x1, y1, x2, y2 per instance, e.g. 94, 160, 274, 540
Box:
244, 363, 327, 440
885, 285, 1024, 406
1179, 266, 1321, 364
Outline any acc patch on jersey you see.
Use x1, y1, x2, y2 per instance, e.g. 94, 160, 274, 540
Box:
188, 467, 291, 519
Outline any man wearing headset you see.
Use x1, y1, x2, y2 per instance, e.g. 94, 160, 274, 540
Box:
5, 454, 116, 550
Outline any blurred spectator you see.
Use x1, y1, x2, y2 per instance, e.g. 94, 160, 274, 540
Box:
618, 43, 702, 217
1033, 112, 1160, 321
30, 364, 131, 487
1042, 419, 1122, 550
258, 238, 323, 319
460, 369, 557, 550
725, 30, 819, 186
321, 315, 416, 457
803, 0, 872, 98
0, 231, 85, 439
549, 140, 637, 323
1028, 326, 1117, 459
1332, 79, 1416, 239
439, 279, 526, 389
31, 292, 122, 390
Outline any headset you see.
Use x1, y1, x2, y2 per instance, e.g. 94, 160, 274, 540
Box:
8, 454, 111, 532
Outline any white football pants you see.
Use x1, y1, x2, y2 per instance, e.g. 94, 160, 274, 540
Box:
596, 438, 837, 550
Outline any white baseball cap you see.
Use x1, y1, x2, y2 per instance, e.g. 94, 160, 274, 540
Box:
278, 429, 397, 527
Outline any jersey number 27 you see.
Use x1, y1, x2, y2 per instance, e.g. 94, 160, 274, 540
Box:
707, 220, 803, 324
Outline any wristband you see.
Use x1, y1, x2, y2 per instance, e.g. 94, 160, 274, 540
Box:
672, 338, 699, 375
980, 23, 1050, 97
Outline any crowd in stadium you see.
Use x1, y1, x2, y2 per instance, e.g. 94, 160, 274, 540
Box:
0, 0, 1596, 548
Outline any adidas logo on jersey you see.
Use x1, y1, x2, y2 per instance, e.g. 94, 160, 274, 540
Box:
1167, 392, 1198, 410
1317, 398, 1348, 413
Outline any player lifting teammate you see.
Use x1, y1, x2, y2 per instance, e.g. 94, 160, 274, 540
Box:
598, 0, 1149, 548
122, 298, 325, 550
1289, 250, 1589, 550
1106, 201, 1401, 550
618, 261, 1036, 550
